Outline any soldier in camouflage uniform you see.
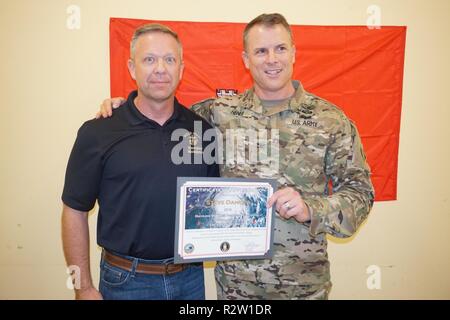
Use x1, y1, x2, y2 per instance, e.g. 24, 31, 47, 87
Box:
99, 13, 374, 300
191, 13, 374, 300
191, 79, 373, 299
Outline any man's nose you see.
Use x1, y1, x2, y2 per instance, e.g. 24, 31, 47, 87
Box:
267, 49, 277, 64
155, 58, 166, 73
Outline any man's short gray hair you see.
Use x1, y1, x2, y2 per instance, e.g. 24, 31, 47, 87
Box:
130, 23, 183, 59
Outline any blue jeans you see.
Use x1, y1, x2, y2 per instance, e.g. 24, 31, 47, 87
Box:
99, 251, 205, 300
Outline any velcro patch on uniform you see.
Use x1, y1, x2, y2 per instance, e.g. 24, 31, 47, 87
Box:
216, 88, 238, 98
291, 119, 319, 128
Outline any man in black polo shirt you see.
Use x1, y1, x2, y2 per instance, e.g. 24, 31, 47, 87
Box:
61, 23, 219, 300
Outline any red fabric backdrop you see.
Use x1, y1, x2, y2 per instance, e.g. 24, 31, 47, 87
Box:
110, 18, 406, 201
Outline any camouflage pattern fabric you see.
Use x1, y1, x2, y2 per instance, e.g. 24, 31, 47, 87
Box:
191, 80, 374, 299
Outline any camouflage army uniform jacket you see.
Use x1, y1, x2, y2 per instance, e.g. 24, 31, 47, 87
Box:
191, 80, 374, 297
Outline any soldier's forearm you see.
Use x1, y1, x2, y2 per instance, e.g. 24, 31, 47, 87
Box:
305, 185, 374, 238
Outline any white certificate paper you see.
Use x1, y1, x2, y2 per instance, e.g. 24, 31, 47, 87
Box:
174, 177, 277, 263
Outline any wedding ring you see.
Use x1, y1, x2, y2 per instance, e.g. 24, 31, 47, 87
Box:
283, 202, 292, 210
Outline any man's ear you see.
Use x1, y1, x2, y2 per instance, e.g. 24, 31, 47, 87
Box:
292, 45, 296, 64
127, 59, 136, 80
242, 51, 250, 69
179, 61, 184, 81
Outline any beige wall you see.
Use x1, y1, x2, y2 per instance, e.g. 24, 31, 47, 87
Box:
0, 0, 449, 299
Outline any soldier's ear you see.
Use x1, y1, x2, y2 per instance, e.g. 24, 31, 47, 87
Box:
292, 45, 296, 64
242, 51, 250, 69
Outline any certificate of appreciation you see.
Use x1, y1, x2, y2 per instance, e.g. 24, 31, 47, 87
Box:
174, 177, 277, 263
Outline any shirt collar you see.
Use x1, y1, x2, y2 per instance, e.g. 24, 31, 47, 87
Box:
240, 80, 306, 116
124, 91, 186, 126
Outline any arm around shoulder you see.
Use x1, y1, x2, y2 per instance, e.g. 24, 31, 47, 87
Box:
190, 98, 216, 124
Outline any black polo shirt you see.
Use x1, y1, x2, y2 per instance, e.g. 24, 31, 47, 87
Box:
62, 91, 219, 259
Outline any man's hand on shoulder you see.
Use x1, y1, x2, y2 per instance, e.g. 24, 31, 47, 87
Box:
95, 97, 126, 119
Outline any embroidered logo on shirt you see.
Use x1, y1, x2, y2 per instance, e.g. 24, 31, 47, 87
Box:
184, 132, 203, 154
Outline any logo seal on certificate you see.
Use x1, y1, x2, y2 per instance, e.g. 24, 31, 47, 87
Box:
174, 177, 277, 263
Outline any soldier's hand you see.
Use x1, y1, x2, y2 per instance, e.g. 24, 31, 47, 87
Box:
95, 97, 126, 119
267, 187, 310, 223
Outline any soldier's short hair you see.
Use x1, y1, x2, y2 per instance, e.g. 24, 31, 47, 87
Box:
130, 23, 183, 59
243, 13, 294, 51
